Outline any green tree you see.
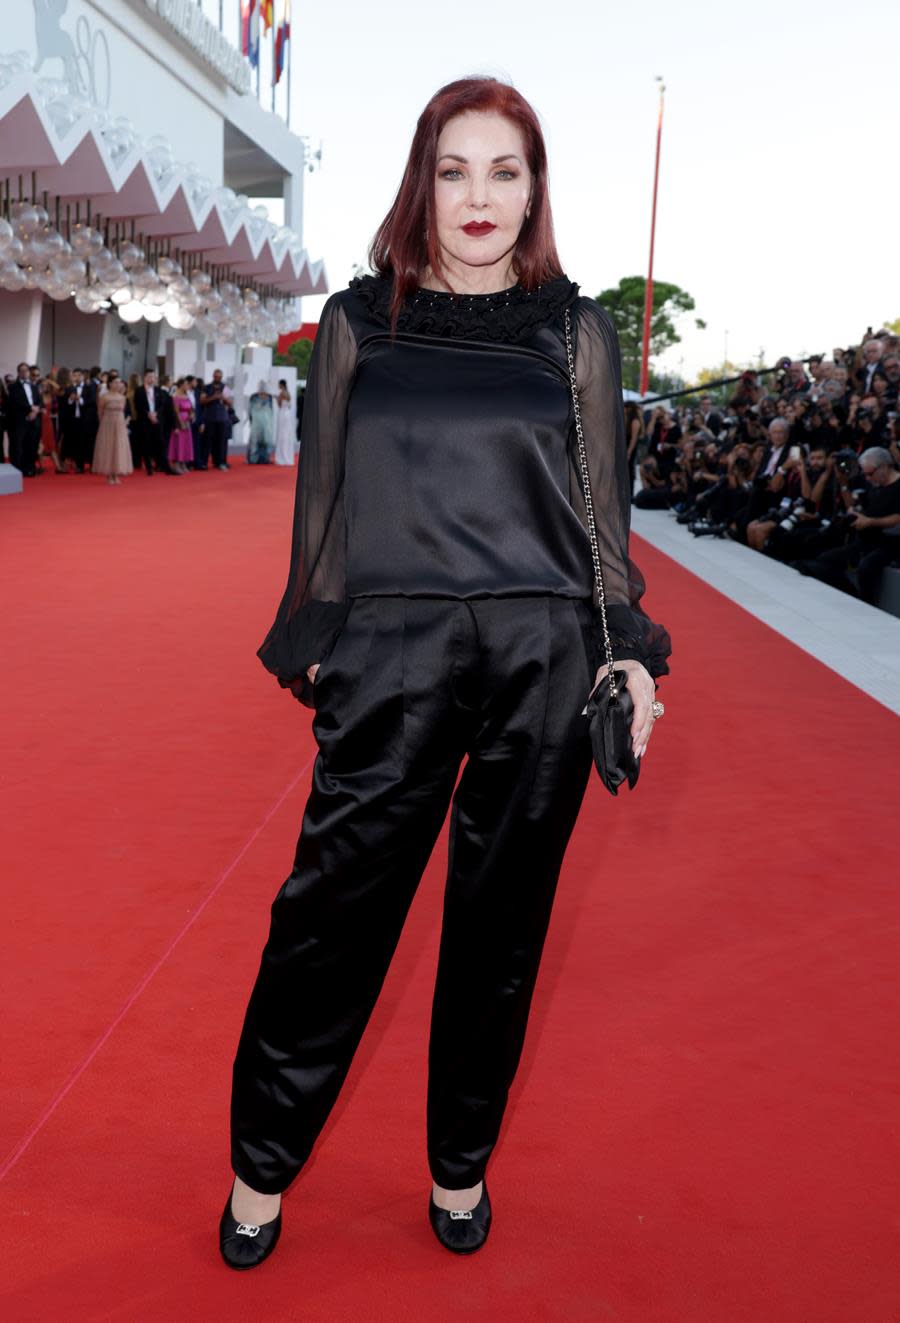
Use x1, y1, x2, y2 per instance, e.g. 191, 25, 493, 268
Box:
273, 335, 314, 378
595, 276, 705, 392
688, 361, 742, 406
887, 317, 900, 334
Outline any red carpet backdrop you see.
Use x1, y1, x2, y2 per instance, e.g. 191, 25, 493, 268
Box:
1, 466, 898, 1321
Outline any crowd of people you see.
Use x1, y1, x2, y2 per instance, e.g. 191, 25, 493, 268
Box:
629, 329, 900, 607
0, 363, 299, 484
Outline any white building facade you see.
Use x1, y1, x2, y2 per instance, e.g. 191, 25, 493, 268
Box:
0, 0, 325, 398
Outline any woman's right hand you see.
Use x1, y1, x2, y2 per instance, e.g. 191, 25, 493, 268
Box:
306, 663, 320, 684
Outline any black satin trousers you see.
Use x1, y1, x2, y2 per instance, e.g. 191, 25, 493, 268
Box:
230, 594, 596, 1193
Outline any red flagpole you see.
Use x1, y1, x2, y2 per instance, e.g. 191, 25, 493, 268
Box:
640, 79, 665, 396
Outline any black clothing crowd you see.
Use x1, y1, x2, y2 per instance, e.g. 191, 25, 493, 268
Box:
629, 332, 900, 608
0, 363, 240, 477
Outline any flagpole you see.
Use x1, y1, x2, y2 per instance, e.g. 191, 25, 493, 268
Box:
271, 6, 276, 113
639, 77, 665, 397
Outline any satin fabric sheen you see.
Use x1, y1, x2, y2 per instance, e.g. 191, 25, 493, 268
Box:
230, 595, 595, 1193
345, 335, 593, 600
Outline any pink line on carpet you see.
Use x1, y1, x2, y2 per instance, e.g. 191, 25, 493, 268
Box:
0, 757, 315, 1183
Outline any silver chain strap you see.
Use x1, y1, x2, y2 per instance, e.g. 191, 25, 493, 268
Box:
563, 307, 619, 701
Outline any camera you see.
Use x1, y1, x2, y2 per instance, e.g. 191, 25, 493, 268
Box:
833, 509, 861, 528
833, 448, 860, 477
778, 498, 812, 532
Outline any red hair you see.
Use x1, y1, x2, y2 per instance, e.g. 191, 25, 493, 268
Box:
368, 76, 564, 334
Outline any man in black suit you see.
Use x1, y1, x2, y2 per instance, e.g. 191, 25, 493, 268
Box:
59, 368, 98, 473
133, 369, 175, 475
856, 338, 883, 395
697, 394, 724, 438
6, 361, 42, 476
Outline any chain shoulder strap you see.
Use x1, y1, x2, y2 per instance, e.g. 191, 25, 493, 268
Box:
563, 306, 619, 700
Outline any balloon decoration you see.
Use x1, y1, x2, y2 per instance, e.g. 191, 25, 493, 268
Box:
0, 199, 300, 344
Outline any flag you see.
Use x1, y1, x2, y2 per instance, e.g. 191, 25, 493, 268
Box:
261, 0, 275, 33
274, 0, 291, 84
241, 0, 260, 68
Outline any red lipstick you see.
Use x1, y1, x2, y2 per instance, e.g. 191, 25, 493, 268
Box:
462, 222, 496, 236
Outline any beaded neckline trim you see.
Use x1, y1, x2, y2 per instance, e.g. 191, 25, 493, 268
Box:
348, 272, 580, 344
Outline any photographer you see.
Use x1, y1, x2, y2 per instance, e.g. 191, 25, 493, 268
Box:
878, 355, 900, 409
668, 437, 716, 511
850, 393, 887, 446
785, 361, 810, 399
888, 415, 900, 471
799, 396, 845, 451
794, 447, 900, 602
747, 447, 839, 559
686, 442, 755, 537
635, 406, 683, 508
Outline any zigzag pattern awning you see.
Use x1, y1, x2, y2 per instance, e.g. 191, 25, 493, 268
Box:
0, 69, 327, 297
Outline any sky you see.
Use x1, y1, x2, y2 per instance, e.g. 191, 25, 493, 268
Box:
287, 0, 899, 383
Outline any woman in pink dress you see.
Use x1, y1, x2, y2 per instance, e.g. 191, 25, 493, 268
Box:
92, 379, 134, 485
168, 379, 195, 474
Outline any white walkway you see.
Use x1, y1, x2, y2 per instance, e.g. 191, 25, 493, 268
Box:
631, 508, 900, 717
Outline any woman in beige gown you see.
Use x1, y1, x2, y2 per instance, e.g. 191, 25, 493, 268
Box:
92, 380, 134, 485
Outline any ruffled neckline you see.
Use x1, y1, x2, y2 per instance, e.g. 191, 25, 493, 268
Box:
348, 271, 579, 343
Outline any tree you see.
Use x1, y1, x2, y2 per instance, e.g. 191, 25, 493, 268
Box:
273, 336, 314, 378
887, 317, 900, 334
688, 361, 743, 406
595, 276, 705, 392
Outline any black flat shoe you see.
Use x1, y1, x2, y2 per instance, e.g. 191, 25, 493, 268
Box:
219, 1181, 282, 1270
428, 1181, 491, 1255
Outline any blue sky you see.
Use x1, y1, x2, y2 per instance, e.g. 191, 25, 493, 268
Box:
292, 0, 899, 379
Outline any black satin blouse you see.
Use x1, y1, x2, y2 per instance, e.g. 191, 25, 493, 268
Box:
258, 272, 672, 707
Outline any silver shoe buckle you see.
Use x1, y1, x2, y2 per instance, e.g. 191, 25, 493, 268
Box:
235, 1222, 261, 1237
449, 1209, 473, 1220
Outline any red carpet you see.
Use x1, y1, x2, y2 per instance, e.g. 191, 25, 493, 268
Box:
2, 464, 899, 1322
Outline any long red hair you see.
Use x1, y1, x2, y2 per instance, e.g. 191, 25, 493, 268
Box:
368, 76, 564, 334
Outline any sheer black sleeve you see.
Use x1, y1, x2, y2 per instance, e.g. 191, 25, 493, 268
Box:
570, 297, 672, 680
256, 293, 357, 706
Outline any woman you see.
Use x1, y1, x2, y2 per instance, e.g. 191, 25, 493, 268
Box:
92, 378, 133, 484
623, 399, 644, 495
168, 378, 195, 474
40, 366, 65, 474
221, 76, 672, 1271
248, 382, 274, 463
273, 379, 295, 466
